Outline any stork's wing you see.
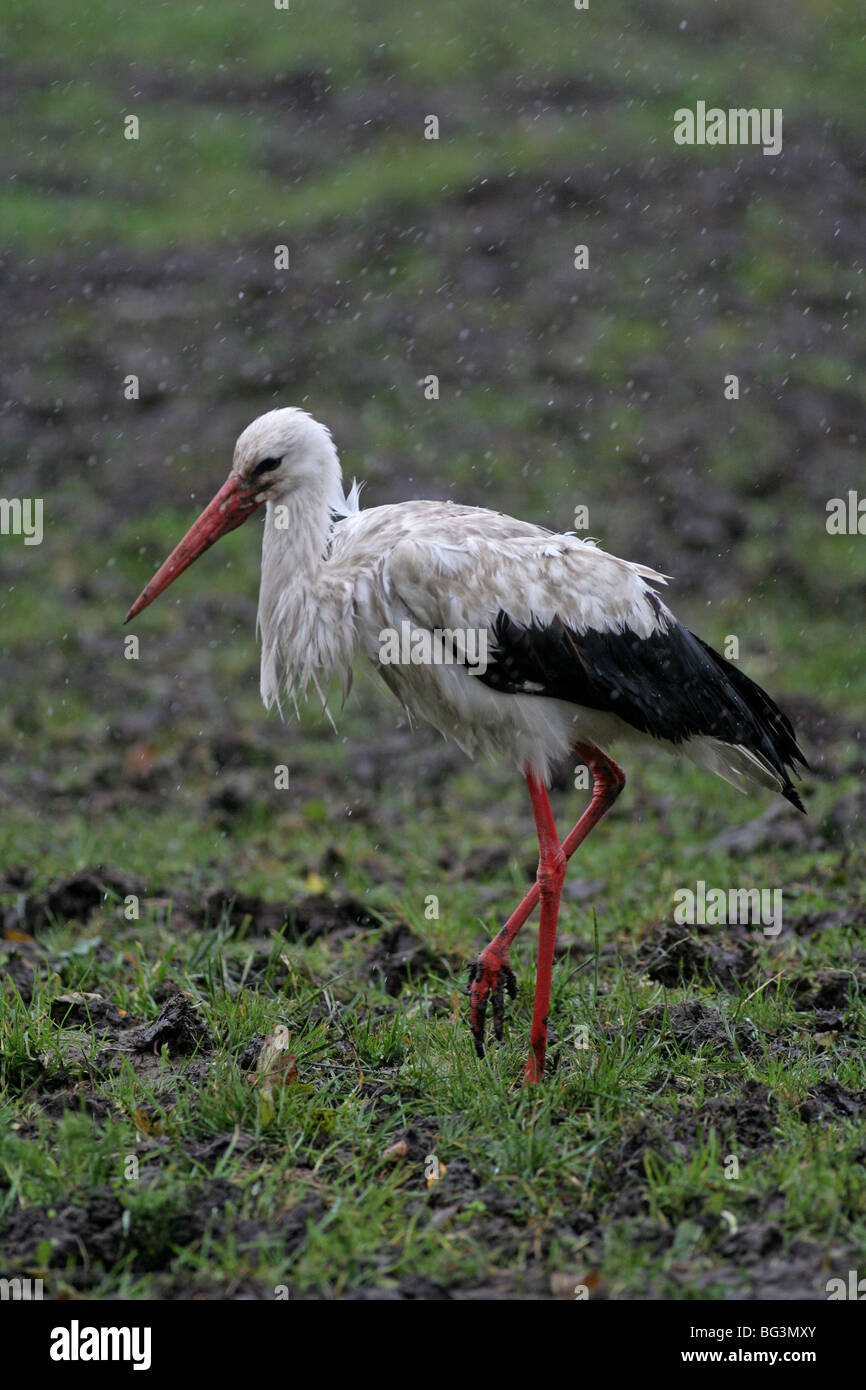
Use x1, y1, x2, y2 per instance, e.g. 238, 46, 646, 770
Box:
380, 530, 668, 641
380, 531, 806, 809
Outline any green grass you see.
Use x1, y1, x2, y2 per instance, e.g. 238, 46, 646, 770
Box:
1, 0, 865, 1301
2, 833, 864, 1299
3, 0, 864, 249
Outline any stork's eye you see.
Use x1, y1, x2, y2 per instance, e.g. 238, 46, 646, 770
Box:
251, 456, 282, 481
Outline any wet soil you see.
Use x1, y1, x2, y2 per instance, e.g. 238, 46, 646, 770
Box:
1, 54, 864, 1301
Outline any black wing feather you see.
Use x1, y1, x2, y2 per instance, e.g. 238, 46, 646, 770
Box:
478, 611, 808, 811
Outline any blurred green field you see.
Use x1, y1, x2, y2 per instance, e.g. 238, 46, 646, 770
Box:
0, 0, 864, 1301
3, 0, 864, 248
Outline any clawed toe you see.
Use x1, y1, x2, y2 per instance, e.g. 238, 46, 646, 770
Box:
467, 951, 517, 1057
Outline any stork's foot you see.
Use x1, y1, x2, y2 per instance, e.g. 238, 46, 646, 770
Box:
467, 947, 517, 1057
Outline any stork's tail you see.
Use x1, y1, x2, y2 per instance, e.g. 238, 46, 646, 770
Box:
682, 634, 808, 812
481, 611, 809, 810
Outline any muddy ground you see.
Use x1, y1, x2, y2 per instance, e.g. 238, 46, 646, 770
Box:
0, 4, 864, 1300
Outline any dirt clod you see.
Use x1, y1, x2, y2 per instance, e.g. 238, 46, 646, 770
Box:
367, 925, 448, 996
50, 991, 129, 1029
639, 924, 756, 990
636, 1000, 758, 1058
131, 993, 211, 1055
799, 1080, 866, 1123
7, 867, 144, 933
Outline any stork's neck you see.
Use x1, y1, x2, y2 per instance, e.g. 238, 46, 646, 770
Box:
265, 484, 335, 568
260, 426, 346, 595
256, 474, 355, 711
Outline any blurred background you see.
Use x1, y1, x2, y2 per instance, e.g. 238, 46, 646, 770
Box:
2, 0, 864, 906
0, 0, 863, 950
0, 0, 865, 1300
1, 2, 863, 820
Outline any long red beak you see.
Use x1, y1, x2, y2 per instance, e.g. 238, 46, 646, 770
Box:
125, 474, 262, 623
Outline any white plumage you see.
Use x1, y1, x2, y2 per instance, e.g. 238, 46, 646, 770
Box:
246, 410, 795, 799
127, 407, 807, 1083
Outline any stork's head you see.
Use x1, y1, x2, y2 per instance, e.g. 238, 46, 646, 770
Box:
232, 408, 342, 502
125, 407, 342, 622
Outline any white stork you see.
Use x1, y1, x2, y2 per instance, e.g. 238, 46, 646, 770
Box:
126, 408, 807, 1083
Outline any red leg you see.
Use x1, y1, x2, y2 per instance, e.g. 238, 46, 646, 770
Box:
523, 772, 566, 1083
467, 741, 625, 1069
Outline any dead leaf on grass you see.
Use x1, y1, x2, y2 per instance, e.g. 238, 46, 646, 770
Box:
381, 1139, 408, 1161
253, 1024, 298, 1123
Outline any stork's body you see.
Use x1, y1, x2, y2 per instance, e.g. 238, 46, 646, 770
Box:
127, 409, 807, 1082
